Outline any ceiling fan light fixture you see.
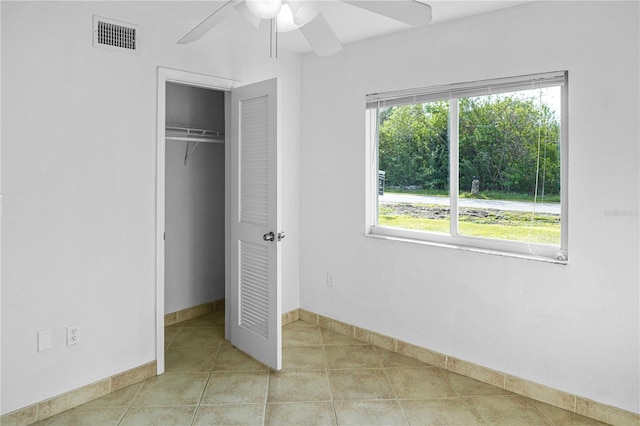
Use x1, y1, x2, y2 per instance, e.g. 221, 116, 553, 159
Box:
276, 4, 301, 32
235, 1, 262, 28
288, 1, 320, 26
246, 0, 283, 19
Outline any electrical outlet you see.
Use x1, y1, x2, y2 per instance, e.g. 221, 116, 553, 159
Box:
67, 325, 79, 346
327, 272, 335, 287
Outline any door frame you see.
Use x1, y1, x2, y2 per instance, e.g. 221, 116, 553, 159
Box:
155, 67, 239, 375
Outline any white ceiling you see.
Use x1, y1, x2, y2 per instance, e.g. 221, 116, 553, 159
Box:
179, 1, 532, 54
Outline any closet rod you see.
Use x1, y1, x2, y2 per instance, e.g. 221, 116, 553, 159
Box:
165, 126, 225, 165
165, 126, 225, 143
165, 136, 224, 143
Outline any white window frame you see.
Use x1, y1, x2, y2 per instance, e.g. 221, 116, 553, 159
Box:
365, 71, 568, 263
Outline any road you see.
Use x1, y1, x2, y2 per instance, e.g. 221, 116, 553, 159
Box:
379, 193, 560, 215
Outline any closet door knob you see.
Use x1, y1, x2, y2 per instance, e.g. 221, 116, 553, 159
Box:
263, 232, 275, 242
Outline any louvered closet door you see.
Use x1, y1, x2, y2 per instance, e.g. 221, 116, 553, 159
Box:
229, 78, 281, 370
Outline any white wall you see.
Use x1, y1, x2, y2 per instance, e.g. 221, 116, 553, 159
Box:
299, 1, 639, 414
165, 141, 226, 313
165, 83, 226, 314
1, 1, 301, 414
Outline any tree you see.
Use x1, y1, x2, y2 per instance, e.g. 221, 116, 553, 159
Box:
458, 95, 560, 195
378, 94, 561, 195
378, 102, 449, 190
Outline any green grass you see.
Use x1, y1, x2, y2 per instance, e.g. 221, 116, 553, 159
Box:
460, 190, 561, 204
384, 188, 560, 204
378, 204, 560, 245
385, 188, 450, 197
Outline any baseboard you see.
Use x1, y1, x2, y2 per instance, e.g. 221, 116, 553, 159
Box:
298, 308, 639, 426
8, 307, 632, 425
164, 298, 225, 327
2, 303, 295, 426
165, 301, 297, 327
282, 307, 300, 326
1, 361, 157, 426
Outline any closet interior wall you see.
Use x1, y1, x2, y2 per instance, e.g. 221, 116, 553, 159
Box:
165, 82, 226, 315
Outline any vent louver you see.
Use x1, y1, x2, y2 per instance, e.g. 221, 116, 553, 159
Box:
93, 16, 139, 53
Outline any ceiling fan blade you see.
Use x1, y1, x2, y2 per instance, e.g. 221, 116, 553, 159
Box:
300, 13, 342, 56
178, 0, 242, 44
342, 0, 432, 27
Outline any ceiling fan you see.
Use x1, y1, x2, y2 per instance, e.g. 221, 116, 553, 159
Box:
178, 0, 432, 56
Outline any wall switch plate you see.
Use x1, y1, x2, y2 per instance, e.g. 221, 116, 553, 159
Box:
327, 272, 335, 287
67, 325, 79, 346
38, 330, 53, 352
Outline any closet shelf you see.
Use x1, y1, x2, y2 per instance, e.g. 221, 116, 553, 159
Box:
166, 126, 225, 165
165, 126, 225, 143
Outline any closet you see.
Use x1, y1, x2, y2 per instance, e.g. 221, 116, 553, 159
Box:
164, 82, 226, 315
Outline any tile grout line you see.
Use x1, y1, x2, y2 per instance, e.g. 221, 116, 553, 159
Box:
320, 328, 340, 426
189, 354, 217, 426
170, 316, 224, 426
116, 378, 147, 426
525, 397, 558, 426
442, 371, 486, 426
263, 367, 270, 426
376, 346, 411, 425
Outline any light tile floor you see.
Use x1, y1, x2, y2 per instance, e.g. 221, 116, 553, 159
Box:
34, 313, 608, 425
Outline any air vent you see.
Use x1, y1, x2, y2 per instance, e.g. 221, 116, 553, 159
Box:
93, 16, 139, 53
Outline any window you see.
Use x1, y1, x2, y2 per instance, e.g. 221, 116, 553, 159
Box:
366, 72, 568, 262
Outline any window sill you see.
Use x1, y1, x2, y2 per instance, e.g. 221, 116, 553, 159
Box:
365, 228, 568, 265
